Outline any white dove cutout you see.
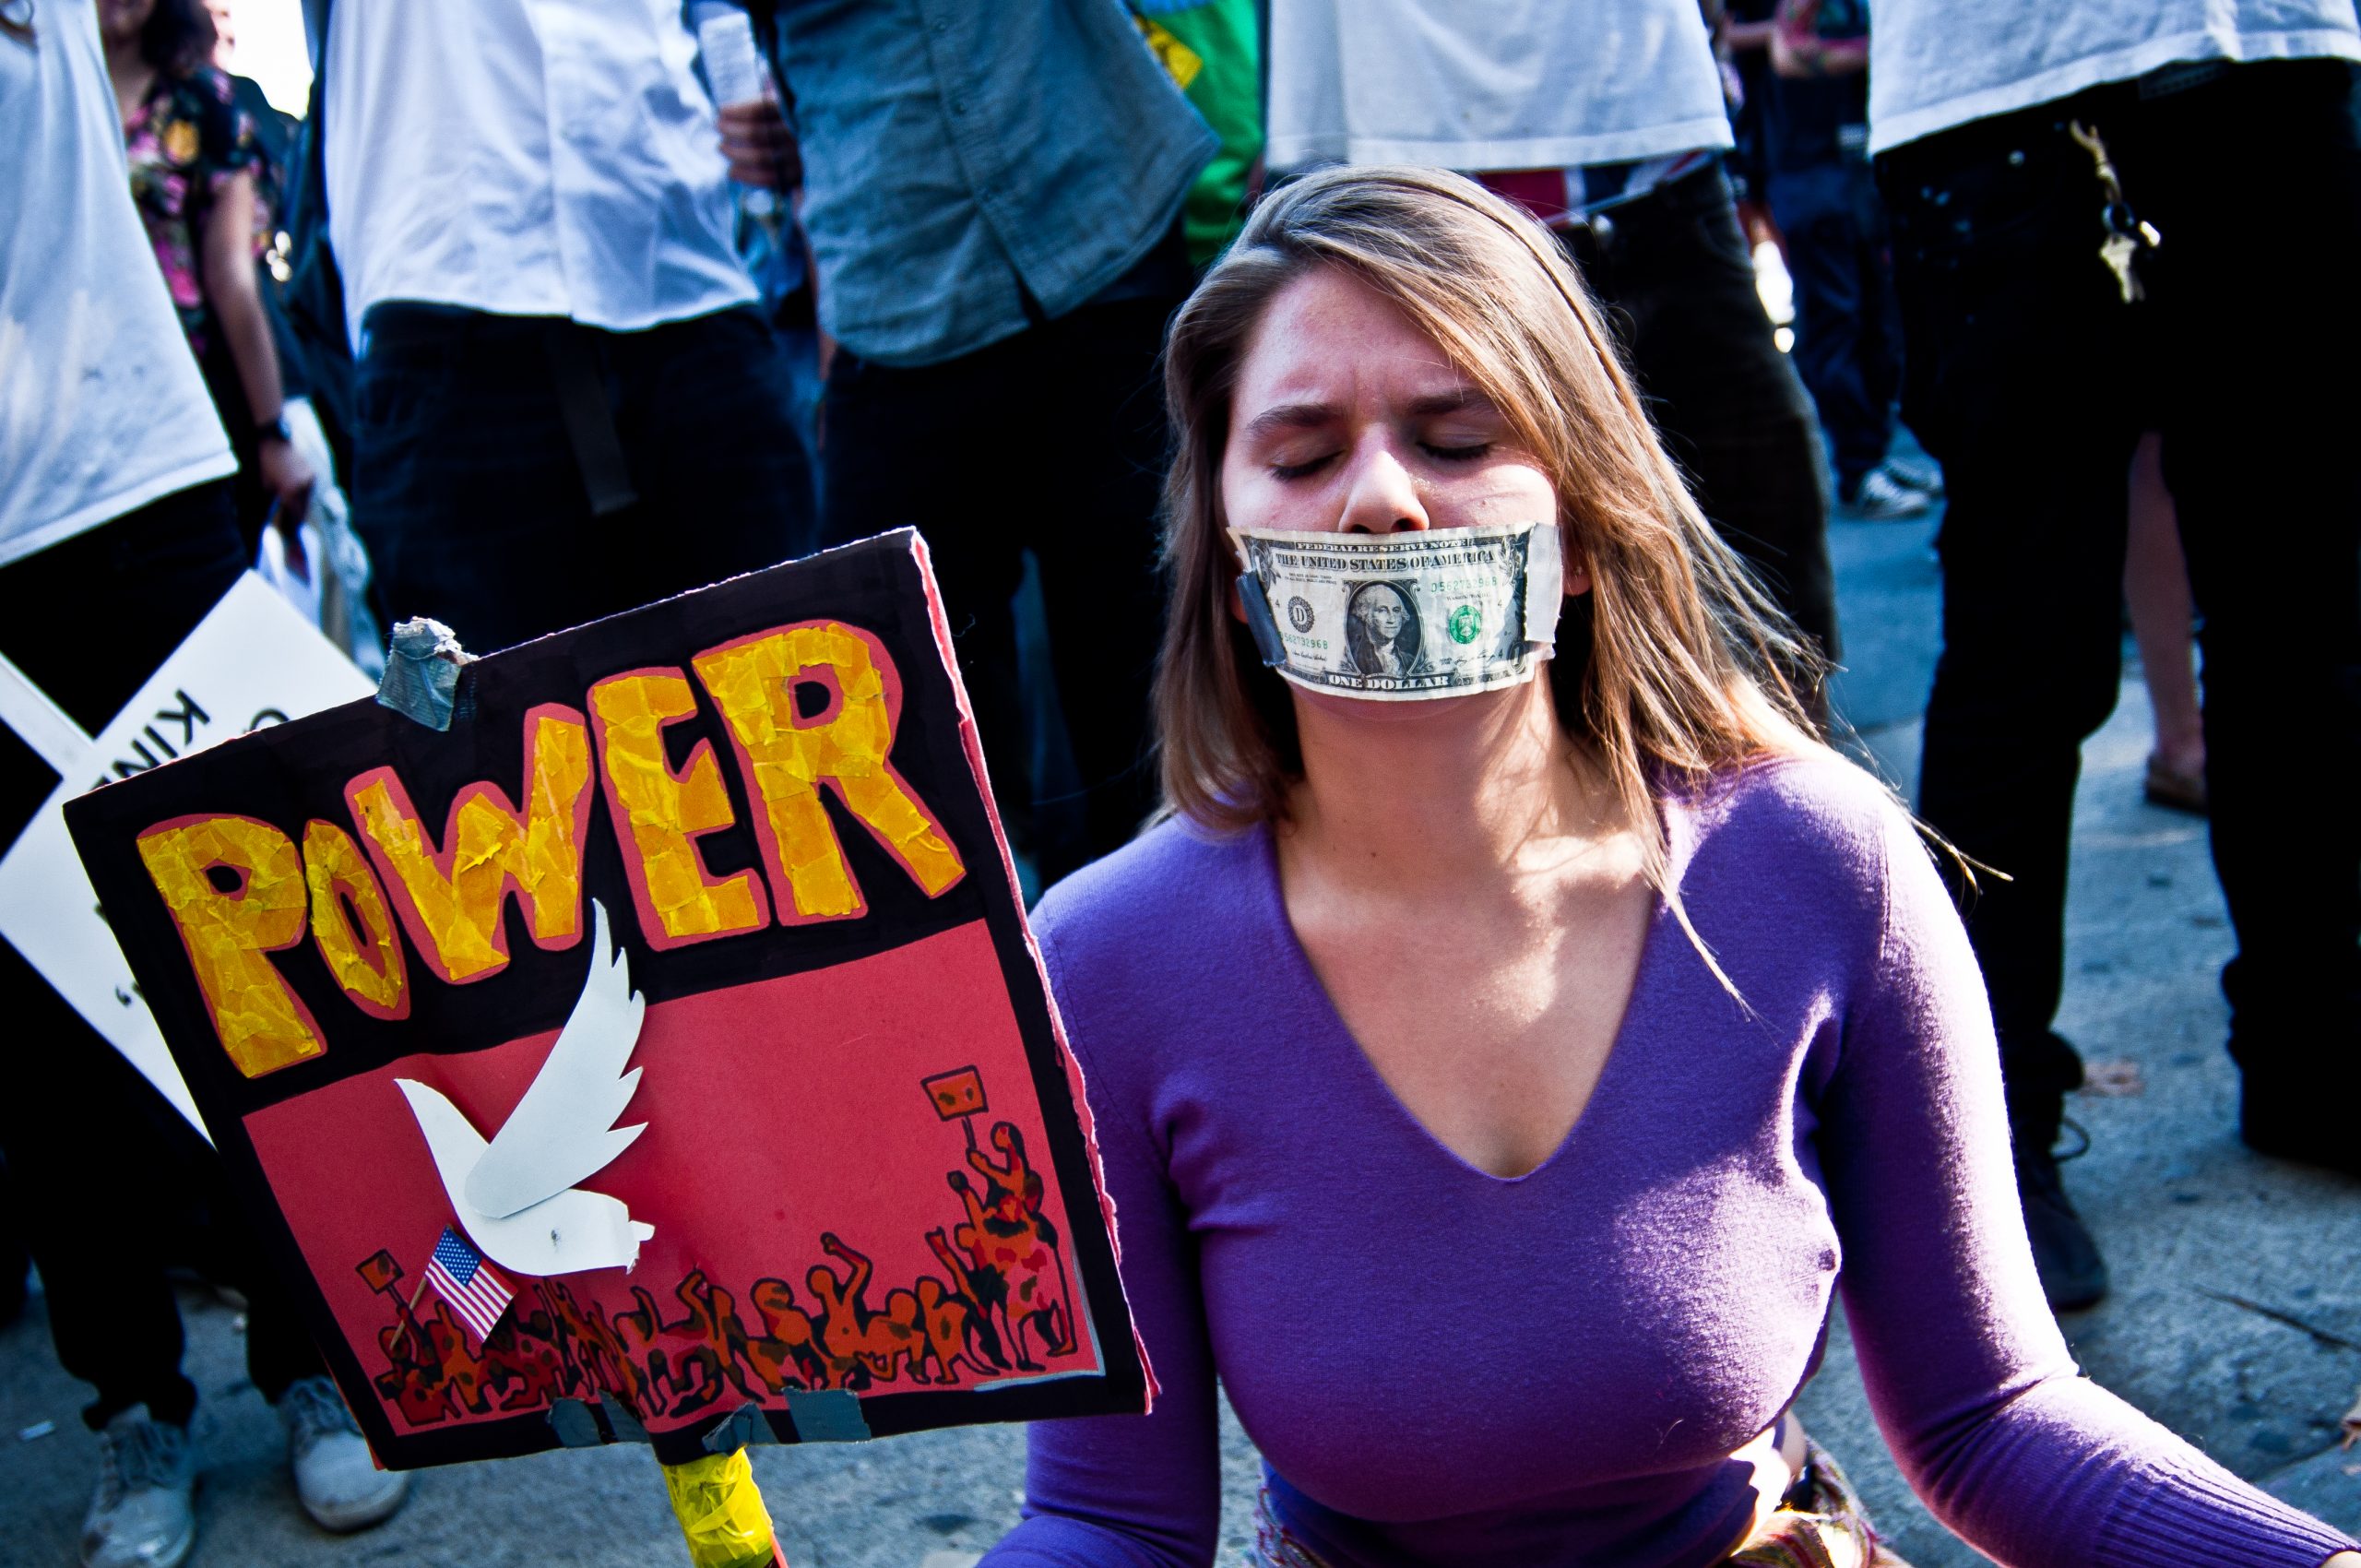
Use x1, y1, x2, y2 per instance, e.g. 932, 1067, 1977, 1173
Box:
395, 900, 657, 1277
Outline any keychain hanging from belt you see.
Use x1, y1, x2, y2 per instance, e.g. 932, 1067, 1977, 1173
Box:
2067, 120, 2162, 303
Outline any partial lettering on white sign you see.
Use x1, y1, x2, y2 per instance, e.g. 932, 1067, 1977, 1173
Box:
0, 574, 374, 1138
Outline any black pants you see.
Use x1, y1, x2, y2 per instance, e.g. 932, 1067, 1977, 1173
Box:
0, 483, 324, 1428
1767, 153, 1904, 498
817, 294, 1177, 889
351, 303, 816, 657
1881, 59, 2361, 1122
1564, 160, 1842, 668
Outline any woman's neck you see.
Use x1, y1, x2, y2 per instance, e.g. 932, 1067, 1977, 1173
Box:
1284, 675, 1622, 899
106, 36, 156, 125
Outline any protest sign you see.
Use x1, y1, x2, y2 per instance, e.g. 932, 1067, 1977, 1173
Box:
65, 533, 1149, 1467
0, 573, 374, 1135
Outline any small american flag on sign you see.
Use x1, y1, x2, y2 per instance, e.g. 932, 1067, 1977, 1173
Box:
423, 1228, 514, 1345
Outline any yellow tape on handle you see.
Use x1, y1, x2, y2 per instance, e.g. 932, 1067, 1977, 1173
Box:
661, 1449, 783, 1568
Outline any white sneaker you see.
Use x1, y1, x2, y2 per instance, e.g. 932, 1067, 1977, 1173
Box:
280, 1376, 409, 1533
1840, 466, 1935, 520
80, 1409, 195, 1568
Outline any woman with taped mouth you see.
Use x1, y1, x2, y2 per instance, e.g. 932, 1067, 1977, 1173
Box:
990, 170, 2359, 1568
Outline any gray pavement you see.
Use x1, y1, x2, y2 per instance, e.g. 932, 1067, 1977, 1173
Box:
3, 498, 2356, 1566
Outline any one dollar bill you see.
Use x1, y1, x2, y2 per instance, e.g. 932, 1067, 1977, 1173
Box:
1229, 522, 1562, 702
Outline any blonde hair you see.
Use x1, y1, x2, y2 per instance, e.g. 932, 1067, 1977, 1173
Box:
1153, 166, 1833, 897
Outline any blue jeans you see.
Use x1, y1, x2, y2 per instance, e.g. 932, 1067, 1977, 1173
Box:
1767, 154, 1903, 497
1881, 59, 2361, 1122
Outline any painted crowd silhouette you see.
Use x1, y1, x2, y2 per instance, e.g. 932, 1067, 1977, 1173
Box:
361, 1118, 1079, 1428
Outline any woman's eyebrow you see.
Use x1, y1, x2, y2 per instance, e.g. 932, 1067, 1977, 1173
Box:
1240, 386, 1494, 441
1405, 386, 1495, 418
1239, 401, 1340, 441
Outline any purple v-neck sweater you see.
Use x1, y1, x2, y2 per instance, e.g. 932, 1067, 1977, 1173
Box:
995, 757, 2352, 1568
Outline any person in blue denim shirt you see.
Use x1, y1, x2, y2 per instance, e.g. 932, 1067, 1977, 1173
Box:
772, 0, 1216, 889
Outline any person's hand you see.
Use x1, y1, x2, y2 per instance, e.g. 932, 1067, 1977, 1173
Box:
258, 436, 314, 579
718, 99, 801, 191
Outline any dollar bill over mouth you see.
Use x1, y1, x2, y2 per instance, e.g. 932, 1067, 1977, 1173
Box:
1229, 522, 1564, 702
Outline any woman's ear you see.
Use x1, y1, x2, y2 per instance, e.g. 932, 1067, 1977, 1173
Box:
1556, 523, 1592, 598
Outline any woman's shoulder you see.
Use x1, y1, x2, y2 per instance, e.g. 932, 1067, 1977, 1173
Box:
1705, 748, 1903, 825
1663, 754, 1951, 1013
154, 62, 231, 110
1677, 751, 1920, 907
161, 64, 248, 142
1028, 816, 1278, 1090
1032, 814, 1269, 970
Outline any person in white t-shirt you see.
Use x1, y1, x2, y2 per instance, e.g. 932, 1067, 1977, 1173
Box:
1265, 0, 1851, 685
1868, 3, 2361, 1312
294, 0, 813, 657
0, 8, 409, 1566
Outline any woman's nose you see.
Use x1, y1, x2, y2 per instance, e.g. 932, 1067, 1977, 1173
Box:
1336, 443, 1429, 534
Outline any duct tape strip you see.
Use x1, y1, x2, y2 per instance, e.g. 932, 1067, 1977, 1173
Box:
1522, 523, 1564, 651
783, 1387, 871, 1443
546, 1395, 652, 1446
1237, 570, 1288, 667
375, 617, 475, 731
699, 1402, 773, 1456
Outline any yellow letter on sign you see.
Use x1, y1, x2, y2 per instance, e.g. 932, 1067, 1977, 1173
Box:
691, 623, 965, 921
303, 818, 409, 1019
588, 668, 770, 948
136, 814, 325, 1077
344, 704, 595, 983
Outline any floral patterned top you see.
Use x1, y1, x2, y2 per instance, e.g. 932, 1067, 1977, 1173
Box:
124, 63, 265, 360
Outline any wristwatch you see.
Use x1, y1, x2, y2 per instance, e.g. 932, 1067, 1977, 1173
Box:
256, 413, 293, 444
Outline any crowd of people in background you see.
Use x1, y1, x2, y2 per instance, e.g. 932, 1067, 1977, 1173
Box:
4, 2, 2356, 1566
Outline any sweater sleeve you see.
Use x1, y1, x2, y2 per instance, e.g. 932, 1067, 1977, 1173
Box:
1820, 805, 2356, 1568
979, 923, 1224, 1568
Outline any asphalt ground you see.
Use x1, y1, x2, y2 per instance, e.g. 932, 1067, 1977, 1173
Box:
2, 493, 2355, 1567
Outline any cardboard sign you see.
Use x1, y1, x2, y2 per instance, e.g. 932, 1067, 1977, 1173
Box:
66, 534, 1148, 1467
0, 574, 374, 1136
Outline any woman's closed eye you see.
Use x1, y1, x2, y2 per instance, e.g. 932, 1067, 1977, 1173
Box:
1421, 440, 1493, 462
1267, 439, 1495, 481
1419, 408, 1508, 462
1270, 451, 1339, 481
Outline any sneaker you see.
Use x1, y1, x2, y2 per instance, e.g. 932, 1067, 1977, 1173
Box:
1838, 466, 1935, 520
280, 1375, 409, 1532
81, 1410, 195, 1568
2016, 1130, 2109, 1312
1876, 453, 1945, 497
